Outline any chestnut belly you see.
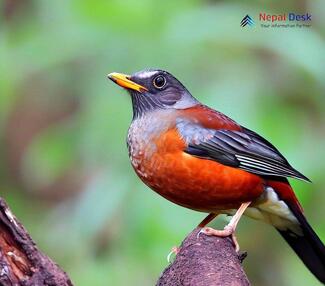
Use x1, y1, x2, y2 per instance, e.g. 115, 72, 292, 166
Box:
133, 151, 264, 212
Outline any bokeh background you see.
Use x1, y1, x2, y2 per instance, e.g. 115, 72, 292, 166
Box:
1, 0, 325, 285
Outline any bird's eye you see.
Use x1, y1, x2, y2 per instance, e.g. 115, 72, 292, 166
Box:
153, 75, 166, 89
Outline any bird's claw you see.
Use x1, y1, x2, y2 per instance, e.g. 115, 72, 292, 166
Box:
200, 225, 234, 237
197, 228, 204, 239
167, 246, 179, 263
197, 225, 240, 252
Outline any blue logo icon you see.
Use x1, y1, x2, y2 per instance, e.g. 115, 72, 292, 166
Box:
241, 15, 254, 27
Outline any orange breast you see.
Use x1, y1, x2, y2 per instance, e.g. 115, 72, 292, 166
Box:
132, 128, 264, 212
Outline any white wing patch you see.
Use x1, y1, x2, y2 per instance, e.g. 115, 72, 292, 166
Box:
235, 154, 305, 180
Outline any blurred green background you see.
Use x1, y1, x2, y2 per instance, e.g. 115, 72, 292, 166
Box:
1, 0, 325, 285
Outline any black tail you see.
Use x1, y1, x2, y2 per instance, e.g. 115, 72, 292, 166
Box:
277, 205, 325, 284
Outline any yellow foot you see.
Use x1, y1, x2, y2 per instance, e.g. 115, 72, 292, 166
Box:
167, 246, 180, 263
199, 226, 240, 252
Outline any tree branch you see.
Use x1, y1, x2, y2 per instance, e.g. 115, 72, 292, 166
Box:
0, 197, 73, 286
157, 228, 250, 286
0, 196, 251, 285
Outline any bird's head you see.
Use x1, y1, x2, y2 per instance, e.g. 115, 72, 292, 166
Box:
108, 69, 198, 118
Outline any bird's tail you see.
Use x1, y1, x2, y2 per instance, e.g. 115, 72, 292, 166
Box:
277, 209, 325, 283
268, 180, 325, 284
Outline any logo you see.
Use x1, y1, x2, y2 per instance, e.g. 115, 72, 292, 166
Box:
240, 15, 254, 27
259, 13, 312, 28
240, 13, 312, 29
259, 13, 312, 22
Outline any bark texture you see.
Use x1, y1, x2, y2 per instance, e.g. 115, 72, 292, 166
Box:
0, 197, 73, 286
0, 196, 251, 285
157, 228, 250, 286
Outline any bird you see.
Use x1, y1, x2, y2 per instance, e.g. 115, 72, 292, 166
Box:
108, 68, 325, 283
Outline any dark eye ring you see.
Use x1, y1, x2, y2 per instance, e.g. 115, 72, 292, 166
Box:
153, 75, 166, 89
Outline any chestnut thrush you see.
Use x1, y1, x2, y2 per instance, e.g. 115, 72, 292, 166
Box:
108, 69, 325, 283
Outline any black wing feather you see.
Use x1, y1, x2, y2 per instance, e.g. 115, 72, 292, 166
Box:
185, 127, 310, 182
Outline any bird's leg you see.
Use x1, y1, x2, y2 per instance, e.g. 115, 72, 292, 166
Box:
168, 213, 219, 262
199, 202, 251, 251
196, 212, 220, 239
198, 212, 219, 227
202, 202, 250, 236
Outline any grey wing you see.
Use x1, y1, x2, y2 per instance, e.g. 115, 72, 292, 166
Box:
185, 127, 310, 182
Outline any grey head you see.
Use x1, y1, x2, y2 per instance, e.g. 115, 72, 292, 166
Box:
108, 69, 199, 118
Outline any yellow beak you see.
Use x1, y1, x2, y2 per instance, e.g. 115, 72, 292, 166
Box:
108, 72, 148, 92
